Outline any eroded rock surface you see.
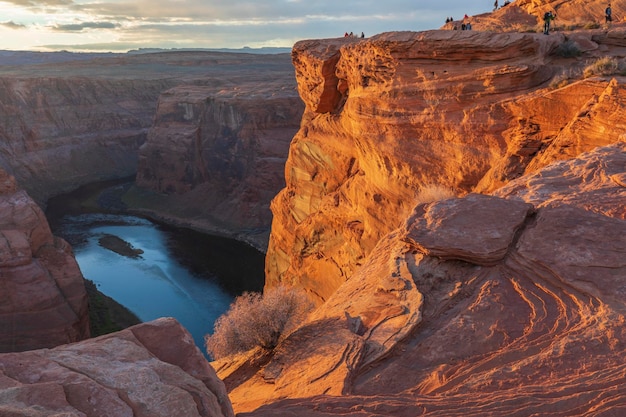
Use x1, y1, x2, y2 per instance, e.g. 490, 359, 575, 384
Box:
221, 144, 626, 416
0, 318, 234, 417
0, 168, 89, 352
266, 29, 626, 305
134, 73, 303, 248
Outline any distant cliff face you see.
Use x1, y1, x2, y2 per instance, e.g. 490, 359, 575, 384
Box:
0, 51, 303, 233
265, 29, 626, 304
134, 77, 303, 248
0, 73, 171, 204
0, 168, 89, 352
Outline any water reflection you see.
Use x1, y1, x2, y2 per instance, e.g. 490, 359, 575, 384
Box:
56, 213, 247, 354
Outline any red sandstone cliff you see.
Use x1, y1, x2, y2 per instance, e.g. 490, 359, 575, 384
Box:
0, 168, 89, 352
212, 26, 626, 416
133, 64, 303, 247
266, 29, 626, 304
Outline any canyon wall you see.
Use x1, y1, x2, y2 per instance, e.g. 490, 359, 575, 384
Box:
0, 168, 89, 352
265, 29, 626, 304
214, 27, 626, 415
0, 66, 172, 204
265, 30, 626, 303
0, 50, 302, 245
133, 77, 303, 249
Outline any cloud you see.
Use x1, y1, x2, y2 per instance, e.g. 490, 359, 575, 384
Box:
2, 0, 73, 7
50, 21, 120, 31
1, 20, 27, 29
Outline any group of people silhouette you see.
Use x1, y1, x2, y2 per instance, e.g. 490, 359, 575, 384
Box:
445, 14, 472, 30
344, 31, 365, 38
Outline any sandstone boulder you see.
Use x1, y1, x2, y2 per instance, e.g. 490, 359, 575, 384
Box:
0, 317, 234, 417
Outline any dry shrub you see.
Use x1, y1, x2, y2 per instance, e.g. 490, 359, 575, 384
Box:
553, 39, 582, 58
549, 72, 570, 89
205, 286, 313, 360
584, 22, 601, 29
583, 56, 619, 78
415, 184, 456, 205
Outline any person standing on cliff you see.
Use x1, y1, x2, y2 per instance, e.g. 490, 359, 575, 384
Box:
494, 0, 498, 11
606, 4, 613, 23
543, 11, 556, 34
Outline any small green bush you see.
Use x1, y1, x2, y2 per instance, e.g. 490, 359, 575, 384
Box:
205, 286, 313, 360
553, 40, 582, 58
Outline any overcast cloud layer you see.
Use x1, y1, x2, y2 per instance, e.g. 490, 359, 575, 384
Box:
0, 0, 499, 52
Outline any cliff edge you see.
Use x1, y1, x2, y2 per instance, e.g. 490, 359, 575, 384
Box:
220, 27, 626, 416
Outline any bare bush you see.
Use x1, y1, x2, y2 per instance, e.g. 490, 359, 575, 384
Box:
549, 72, 570, 89
415, 184, 456, 205
205, 286, 313, 360
583, 56, 619, 78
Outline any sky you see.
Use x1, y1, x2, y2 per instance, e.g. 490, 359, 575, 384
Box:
0, 0, 499, 52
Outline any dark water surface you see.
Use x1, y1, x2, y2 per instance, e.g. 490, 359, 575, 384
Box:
46, 181, 265, 355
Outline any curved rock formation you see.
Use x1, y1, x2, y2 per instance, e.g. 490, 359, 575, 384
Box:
266, 30, 626, 304
0, 168, 89, 352
0, 318, 234, 417
220, 143, 626, 416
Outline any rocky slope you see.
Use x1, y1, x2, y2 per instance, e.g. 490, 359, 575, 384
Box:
214, 21, 626, 416
449, 0, 626, 32
266, 29, 626, 304
0, 318, 234, 417
222, 143, 626, 416
0, 168, 89, 352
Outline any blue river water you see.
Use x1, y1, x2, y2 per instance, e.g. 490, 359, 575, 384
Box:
51, 212, 264, 356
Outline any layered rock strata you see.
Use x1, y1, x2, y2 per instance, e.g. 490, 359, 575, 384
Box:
220, 143, 626, 416
0, 168, 89, 352
0, 51, 302, 233
266, 29, 626, 304
0, 318, 234, 417
134, 77, 303, 248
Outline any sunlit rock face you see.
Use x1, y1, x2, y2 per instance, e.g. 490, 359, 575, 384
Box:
265, 30, 625, 304
0, 168, 89, 352
234, 26, 626, 415
135, 80, 303, 248
222, 143, 626, 416
0, 318, 235, 417
448, 0, 626, 33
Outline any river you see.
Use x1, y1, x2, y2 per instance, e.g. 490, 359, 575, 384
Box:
46, 181, 266, 356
